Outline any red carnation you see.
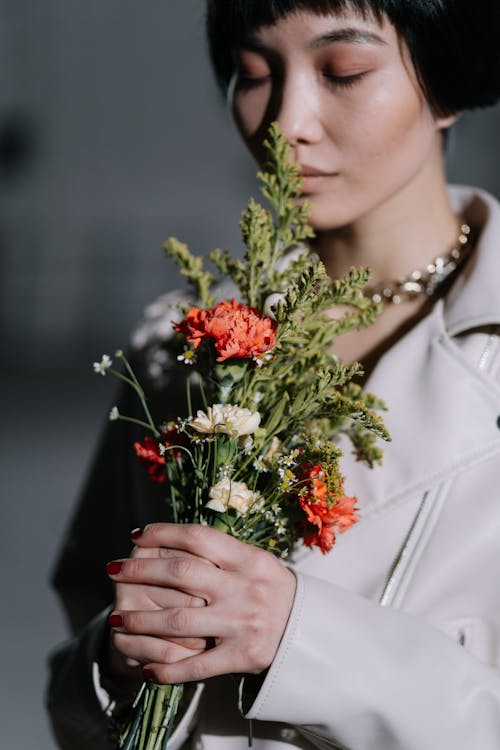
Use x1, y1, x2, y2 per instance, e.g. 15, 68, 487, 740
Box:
298, 463, 359, 553
175, 299, 277, 362
134, 436, 167, 484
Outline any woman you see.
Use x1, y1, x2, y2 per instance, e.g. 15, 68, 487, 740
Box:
48, 1, 500, 748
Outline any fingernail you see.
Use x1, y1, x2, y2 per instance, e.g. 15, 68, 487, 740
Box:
143, 667, 155, 680
131, 527, 143, 540
106, 560, 123, 576
108, 613, 124, 628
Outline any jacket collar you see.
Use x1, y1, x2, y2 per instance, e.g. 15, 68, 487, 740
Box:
340, 186, 500, 515
445, 185, 500, 335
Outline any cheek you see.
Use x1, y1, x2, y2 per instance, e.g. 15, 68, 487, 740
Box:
232, 90, 271, 157
342, 75, 435, 170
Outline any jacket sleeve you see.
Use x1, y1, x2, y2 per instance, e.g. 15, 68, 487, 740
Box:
47, 605, 204, 750
242, 572, 500, 750
46, 351, 200, 748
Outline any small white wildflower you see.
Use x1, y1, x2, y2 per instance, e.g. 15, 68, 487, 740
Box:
279, 467, 296, 491
241, 436, 254, 455
218, 464, 235, 479
93, 354, 112, 375
176, 416, 192, 433
253, 351, 273, 368
253, 456, 268, 473
278, 466, 296, 481
177, 348, 196, 365
109, 406, 120, 421
276, 520, 287, 536
279, 454, 297, 468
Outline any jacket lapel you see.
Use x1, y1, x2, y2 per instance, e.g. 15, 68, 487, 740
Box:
340, 186, 500, 515
341, 300, 500, 515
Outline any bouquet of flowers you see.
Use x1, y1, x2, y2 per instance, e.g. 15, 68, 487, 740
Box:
94, 123, 390, 750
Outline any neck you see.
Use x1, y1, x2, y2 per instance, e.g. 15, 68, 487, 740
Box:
314, 136, 459, 285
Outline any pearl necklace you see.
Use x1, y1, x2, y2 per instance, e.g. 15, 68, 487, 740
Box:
365, 223, 472, 305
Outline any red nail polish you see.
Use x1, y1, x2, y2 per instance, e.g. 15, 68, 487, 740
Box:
143, 668, 155, 681
106, 560, 123, 576
131, 528, 143, 540
108, 613, 123, 628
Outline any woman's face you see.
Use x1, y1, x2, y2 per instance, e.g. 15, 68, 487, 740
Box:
230, 9, 454, 230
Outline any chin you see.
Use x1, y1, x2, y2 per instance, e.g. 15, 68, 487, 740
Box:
304, 201, 357, 232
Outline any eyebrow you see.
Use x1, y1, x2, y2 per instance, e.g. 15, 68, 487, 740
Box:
308, 27, 387, 48
240, 26, 387, 52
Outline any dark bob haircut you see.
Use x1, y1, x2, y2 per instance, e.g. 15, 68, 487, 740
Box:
206, 0, 500, 115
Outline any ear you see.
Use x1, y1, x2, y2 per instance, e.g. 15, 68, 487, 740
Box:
435, 111, 461, 130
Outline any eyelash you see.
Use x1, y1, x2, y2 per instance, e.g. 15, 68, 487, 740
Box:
323, 72, 366, 89
235, 70, 366, 91
235, 74, 271, 90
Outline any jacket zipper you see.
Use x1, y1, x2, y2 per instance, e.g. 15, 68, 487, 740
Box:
378, 491, 430, 607
379, 332, 496, 609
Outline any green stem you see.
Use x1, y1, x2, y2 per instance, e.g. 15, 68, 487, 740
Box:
186, 376, 192, 417
114, 356, 160, 438
166, 464, 178, 524
149, 686, 168, 750
120, 682, 147, 750
117, 415, 159, 433
160, 685, 184, 750
141, 685, 157, 750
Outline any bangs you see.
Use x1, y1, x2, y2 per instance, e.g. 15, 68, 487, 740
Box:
207, 0, 394, 91
211, 0, 386, 45
206, 0, 500, 114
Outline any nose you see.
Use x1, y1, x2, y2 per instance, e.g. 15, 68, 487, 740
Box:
275, 71, 323, 146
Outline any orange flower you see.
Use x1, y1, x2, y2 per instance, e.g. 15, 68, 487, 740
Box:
298, 463, 359, 553
175, 299, 276, 362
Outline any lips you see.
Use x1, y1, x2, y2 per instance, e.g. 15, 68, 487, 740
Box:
298, 165, 339, 193
299, 165, 337, 177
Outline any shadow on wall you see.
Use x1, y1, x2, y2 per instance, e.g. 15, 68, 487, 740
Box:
0, 111, 38, 182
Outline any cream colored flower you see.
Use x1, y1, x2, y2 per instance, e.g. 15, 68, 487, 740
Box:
190, 404, 261, 439
206, 477, 261, 515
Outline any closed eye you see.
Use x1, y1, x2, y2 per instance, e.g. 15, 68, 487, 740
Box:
324, 72, 367, 89
235, 73, 272, 90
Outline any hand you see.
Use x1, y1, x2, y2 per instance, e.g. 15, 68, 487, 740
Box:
106, 523, 297, 684
107, 543, 209, 673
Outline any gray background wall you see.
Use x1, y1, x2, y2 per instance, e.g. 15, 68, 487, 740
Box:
1, 3, 499, 748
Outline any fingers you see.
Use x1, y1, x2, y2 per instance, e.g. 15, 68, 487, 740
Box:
108, 606, 224, 640
141, 642, 264, 685
115, 583, 207, 613
131, 524, 255, 572
107, 555, 225, 601
107, 525, 296, 683
111, 631, 206, 667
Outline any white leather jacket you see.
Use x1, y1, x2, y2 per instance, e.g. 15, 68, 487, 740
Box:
47, 186, 500, 750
